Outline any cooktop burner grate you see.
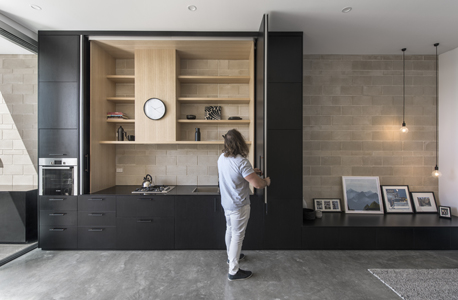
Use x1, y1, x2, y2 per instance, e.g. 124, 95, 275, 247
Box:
132, 185, 175, 194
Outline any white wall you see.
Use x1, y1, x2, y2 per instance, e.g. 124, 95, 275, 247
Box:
439, 48, 458, 216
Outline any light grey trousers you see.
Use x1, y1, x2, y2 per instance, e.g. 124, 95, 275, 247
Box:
224, 204, 251, 275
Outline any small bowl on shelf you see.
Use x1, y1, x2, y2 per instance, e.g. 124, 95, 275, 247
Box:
186, 115, 196, 119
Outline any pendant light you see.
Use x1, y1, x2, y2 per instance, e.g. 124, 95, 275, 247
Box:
400, 48, 409, 133
432, 43, 441, 178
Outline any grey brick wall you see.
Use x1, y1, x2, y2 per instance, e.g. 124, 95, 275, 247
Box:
303, 55, 438, 208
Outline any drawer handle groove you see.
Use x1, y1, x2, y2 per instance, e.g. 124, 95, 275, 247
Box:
49, 213, 66, 216
137, 219, 152, 223
88, 198, 104, 201
49, 228, 66, 232
88, 228, 104, 232
88, 213, 104, 217
138, 198, 153, 201
49, 198, 65, 201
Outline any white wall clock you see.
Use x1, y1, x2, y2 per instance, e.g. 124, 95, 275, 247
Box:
143, 98, 166, 120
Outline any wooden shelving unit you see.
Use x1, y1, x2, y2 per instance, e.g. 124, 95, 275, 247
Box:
99, 140, 252, 145
106, 97, 135, 103
177, 97, 250, 104
177, 119, 250, 124
177, 75, 250, 84
106, 119, 135, 123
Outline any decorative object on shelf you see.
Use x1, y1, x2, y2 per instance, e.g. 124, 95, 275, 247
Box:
342, 176, 384, 214
432, 43, 442, 178
228, 116, 242, 120
381, 185, 414, 213
303, 208, 316, 220
315, 210, 322, 218
186, 115, 196, 119
400, 48, 409, 133
204, 106, 222, 120
313, 198, 341, 212
144, 98, 166, 120
439, 206, 452, 219
117, 126, 126, 141
411, 192, 438, 213
195, 128, 201, 141
127, 135, 135, 141
107, 111, 129, 119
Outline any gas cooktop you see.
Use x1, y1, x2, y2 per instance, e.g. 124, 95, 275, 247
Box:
132, 185, 175, 194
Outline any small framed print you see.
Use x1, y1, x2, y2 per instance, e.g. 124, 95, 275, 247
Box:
313, 198, 341, 212
411, 192, 438, 213
439, 206, 452, 219
381, 185, 414, 213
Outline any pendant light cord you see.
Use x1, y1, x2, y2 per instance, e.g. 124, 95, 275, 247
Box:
435, 43, 439, 167
402, 48, 406, 123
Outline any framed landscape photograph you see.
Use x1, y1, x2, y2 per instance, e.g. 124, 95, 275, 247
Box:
381, 185, 414, 213
439, 206, 452, 219
342, 176, 384, 214
313, 198, 341, 212
411, 192, 438, 213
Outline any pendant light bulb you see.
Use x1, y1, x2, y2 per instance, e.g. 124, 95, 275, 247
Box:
432, 165, 442, 178
400, 122, 409, 133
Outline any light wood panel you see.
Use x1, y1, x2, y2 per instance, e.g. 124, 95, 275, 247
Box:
100, 141, 252, 145
106, 97, 135, 103
135, 49, 176, 142
106, 75, 135, 83
178, 97, 250, 104
177, 119, 250, 124
106, 119, 135, 123
248, 43, 255, 177
94, 40, 253, 60
177, 75, 250, 84
90, 42, 117, 193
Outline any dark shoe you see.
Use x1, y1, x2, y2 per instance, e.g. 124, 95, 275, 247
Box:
228, 269, 253, 281
227, 253, 245, 264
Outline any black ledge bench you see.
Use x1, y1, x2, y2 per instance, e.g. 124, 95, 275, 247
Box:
302, 214, 458, 250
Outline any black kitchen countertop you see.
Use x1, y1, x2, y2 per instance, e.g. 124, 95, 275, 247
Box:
91, 185, 220, 196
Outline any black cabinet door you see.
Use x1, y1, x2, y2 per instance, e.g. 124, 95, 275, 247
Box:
78, 227, 116, 249
38, 35, 80, 82
267, 83, 302, 130
78, 195, 116, 211
175, 196, 224, 249
267, 33, 303, 83
263, 197, 302, 249
40, 196, 77, 211
243, 194, 265, 250
302, 227, 340, 250
40, 225, 77, 249
117, 217, 174, 250
266, 129, 302, 199
38, 82, 79, 129
38, 129, 79, 158
117, 196, 174, 217
339, 228, 377, 250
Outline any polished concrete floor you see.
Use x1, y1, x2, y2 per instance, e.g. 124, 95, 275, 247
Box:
0, 242, 37, 266
1, 249, 458, 300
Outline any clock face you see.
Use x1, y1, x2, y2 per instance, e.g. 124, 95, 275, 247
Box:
143, 98, 166, 120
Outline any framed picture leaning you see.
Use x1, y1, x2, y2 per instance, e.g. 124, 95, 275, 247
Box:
381, 185, 414, 213
342, 176, 384, 214
411, 192, 438, 213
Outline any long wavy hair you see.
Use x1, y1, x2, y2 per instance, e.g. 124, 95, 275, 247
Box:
222, 129, 249, 158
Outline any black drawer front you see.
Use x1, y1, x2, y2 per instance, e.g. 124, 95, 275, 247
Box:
78, 227, 116, 249
40, 225, 77, 249
78, 196, 116, 211
40, 211, 77, 226
78, 211, 116, 227
117, 196, 174, 217
117, 217, 174, 250
40, 196, 77, 211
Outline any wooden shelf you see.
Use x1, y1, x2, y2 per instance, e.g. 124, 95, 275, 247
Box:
107, 75, 135, 83
178, 97, 250, 104
178, 119, 250, 124
177, 76, 250, 84
106, 119, 135, 123
99, 141, 252, 145
107, 97, 135, 103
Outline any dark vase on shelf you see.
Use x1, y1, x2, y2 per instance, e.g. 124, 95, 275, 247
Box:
195, 128, 201, 141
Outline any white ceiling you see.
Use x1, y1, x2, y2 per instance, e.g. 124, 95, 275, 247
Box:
1, 0, 458, 55
0, 36, 33, 54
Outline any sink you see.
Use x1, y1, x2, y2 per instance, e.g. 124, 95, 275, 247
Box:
192, 187, 220, 193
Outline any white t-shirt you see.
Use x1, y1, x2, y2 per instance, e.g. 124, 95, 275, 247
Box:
217, 153, 254, 211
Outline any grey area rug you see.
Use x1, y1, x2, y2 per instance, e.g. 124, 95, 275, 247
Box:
369, 269, 458, 300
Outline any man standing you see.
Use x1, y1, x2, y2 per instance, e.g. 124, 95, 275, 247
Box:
218, 129, 271, 281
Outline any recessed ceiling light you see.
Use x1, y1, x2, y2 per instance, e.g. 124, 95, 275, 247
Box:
31, 4, 42, 10
342, 7, 352, 13
188, 5, 197, 11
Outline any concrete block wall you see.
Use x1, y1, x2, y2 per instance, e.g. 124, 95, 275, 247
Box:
0, 54, 37, 185
115, 59, 249, 185
303, 54, 438, 208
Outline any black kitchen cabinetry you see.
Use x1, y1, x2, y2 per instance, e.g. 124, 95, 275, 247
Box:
38, 82, 79, 129
39, 196, 78, 249
77, 195, 116, 249
175, 196, 225, 250
38, 129, 79, 158
116, 195, 175, 250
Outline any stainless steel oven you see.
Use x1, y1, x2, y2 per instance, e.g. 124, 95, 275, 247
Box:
39, 158, 78, 196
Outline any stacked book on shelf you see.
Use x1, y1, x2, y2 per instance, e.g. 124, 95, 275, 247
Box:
107, 112, 129, 119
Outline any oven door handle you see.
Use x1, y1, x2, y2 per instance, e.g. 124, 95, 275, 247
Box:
40, 166, 74, 170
